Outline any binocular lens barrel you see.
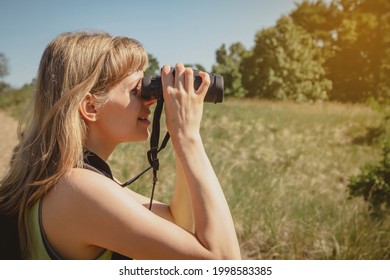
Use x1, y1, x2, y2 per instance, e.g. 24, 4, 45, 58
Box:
141, 70, 224, 104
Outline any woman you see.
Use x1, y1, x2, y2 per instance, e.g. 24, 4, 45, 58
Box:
0, 31, 241, 259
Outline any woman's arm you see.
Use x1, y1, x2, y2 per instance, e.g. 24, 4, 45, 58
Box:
129, 154, 195, 233
161, 64, 241, 259
169, 155, 195, 233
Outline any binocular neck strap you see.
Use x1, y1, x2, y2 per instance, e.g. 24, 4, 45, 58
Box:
147, 99, 165, 210
120, 99, 170, 211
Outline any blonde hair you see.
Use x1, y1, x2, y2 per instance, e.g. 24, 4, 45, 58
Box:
0, 31, 148, 257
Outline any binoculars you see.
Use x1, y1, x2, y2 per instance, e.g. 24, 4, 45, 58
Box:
141, 69, 224, 103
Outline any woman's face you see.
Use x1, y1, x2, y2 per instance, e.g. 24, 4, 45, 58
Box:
95, 71, 156, 146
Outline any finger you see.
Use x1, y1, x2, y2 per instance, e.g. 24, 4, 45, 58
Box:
195, 71, 210, 97
174, 63, 185, 89
184, 67, 194, 93
161, 65, 174, 100
161, 64, 173, 87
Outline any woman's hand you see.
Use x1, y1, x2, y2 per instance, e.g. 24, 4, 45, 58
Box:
161, 63, 210, 143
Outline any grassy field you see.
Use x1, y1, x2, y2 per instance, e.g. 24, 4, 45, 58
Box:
109, 99, 390, 260
1, 88, 390, 259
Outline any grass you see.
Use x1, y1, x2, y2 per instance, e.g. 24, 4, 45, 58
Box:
110, 99, 390, 259
2, 87, 390, 259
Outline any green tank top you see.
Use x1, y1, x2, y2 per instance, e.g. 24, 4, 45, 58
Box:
27, 199, 113, 260
27, 150, 132, 260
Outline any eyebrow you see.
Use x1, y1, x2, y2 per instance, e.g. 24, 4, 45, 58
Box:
125, 77, 141, 91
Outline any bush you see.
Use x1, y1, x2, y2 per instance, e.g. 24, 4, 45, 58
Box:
0, 81, 11, 93
0, 84, 31, 117
348, 139, 390, 217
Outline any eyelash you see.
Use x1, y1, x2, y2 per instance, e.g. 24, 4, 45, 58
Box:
130, 82, 141, 95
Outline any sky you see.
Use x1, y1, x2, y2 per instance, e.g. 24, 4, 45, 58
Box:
0, 0, 302, 87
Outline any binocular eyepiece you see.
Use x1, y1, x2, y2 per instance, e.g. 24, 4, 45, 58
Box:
141, 69, 224, 103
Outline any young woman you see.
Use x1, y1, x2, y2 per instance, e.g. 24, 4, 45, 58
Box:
0, 31, 241, 260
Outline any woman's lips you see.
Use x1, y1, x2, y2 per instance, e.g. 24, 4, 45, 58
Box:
138, 116, 151, 126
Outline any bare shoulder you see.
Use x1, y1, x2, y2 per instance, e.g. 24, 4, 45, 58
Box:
59, 167, 118, 191
54, 167, 125, 201
42, 168, 187, 259
45, 168, 132, 217
46, 168, 151, 229
57, 168, 171, 213
41, 168, 139, 259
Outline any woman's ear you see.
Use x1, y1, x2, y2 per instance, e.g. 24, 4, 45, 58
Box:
79, 93, 98, 123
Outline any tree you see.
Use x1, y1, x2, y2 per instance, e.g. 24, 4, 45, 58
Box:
0, 53, 10, 92
290, 0, 340, 60
144, 53, 160, 76
0, 53, 8, 79
328, 0, 390, 101
241, 16, 331, 101
184, 64, 206, 72
291, 0, 390, 102
212, 43, 248, 97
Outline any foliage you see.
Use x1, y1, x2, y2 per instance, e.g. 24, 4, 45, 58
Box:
0, 82, 11, 93
348, 113, 390, 217
144, 53, 160, 76
0, 53, 9, 79
0, 83, 31, 117
209, 0, 390, 103
291, 0, 390, 102
144, 53, 207, 77
0, 53, 10, 92
212, 43, 248, 97
290, 0, 340, 60
184, 64, 206, 72
241, 16, 332, 101
348, 141, 390, 217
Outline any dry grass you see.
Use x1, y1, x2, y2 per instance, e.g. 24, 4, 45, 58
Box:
2, 91, 389, 259
110, 99, 390, 259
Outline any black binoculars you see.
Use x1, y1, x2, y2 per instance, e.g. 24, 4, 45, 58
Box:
141, 69, 224, 103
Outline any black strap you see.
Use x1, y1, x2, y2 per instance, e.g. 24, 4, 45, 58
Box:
84, 150, 114, 180
148, 99, 164, 170
120, 99, 170, 211
38, 198, 63, 260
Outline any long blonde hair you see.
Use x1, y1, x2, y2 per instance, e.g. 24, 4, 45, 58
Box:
0, 31, 148, 258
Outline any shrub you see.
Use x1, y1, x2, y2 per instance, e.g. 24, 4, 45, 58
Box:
0, 84, 31, 117
348, 139, 390, 217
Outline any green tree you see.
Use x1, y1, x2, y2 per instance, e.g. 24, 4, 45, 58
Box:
212, 43, 248, 97
241, 16, 331, 101
0, 53, 10, 92
329, 0, 390, 101
291, 0, 390, 102
0, 53, 8, 79
144, 53, 160, 76
290, 0, 340, 59
184, 64, 206, 72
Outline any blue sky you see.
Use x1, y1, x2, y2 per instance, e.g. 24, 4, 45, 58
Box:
1, 0, 301, 87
